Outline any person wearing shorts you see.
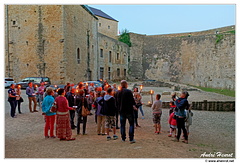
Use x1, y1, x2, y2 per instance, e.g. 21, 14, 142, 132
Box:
151, 94, 162, 134
103, 88, 118, 141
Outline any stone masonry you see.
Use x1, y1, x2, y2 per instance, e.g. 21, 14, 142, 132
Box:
129, 26, 235, 90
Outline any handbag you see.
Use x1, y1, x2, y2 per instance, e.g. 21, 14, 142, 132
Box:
81, 98, 90, 117
19, 97, 24, 102
50, 102, 57, 113
136, 102, 142, 108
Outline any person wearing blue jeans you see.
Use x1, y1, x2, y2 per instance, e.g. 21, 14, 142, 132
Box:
8, 84, 17, 118
120, 113, 135, 141
116, 80, 137, 144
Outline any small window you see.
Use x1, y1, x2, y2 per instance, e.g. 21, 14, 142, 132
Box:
124, 69, 127, 77
117, 53, 120, 60
100, 49, 103, 58
108, 26, 110, 29
77, 48, 80, 64
99, 23, 101, 27
117, 68, 120, 77
109, 51, 112, 63
100, 67, 104, 79
13, 21, 16, 25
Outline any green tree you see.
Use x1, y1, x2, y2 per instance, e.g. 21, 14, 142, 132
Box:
118, 29, 132, 47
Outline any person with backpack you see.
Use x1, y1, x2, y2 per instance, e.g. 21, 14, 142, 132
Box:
102, 88, 118, 141
95, 91, 106, 135
173, 91, 190, 144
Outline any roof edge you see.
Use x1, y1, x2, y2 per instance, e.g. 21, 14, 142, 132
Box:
81, 5, 98, 20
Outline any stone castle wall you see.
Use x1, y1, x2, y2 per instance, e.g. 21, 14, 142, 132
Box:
129, 29, 235, 90
5, 5, 65, 83
5, 5, 128, 84
62, 5, 98, 84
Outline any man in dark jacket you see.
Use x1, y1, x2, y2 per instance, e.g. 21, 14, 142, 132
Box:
66, 88, 76, 129
103, 88, 118, 140
116, 80, 137, 143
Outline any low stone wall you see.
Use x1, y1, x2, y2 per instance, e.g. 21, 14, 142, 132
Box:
161, 101, 235, 111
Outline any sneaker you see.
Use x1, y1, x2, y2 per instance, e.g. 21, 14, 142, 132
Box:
142, 117, 145, 119
45, 136, 49, 139
113, 135, 118, 140
33, 110, 38, 112
50, 136, 56, 138
107, 136, 111, 141
121, 139, 126, 142
182, 140, 188, 144
130, 139, 136, 144
168, 134, 172, 137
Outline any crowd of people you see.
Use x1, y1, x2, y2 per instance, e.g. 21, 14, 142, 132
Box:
7, 79, 193, 144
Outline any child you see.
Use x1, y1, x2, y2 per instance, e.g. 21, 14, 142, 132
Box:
168, 109, 177, 137
95, 91, 106, 135
169, 101, 176, 115
103, 88, 118, 140
151, 94, 162, 134
185, 105, 193, 135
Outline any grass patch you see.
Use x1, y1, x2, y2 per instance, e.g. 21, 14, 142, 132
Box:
215, 34, 224, 44
191, 85, 235, 97
224, 30, 235, 34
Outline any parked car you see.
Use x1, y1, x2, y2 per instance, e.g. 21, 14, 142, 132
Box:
47, 84, 65, 91
83, 81, 102, 88
73, 81, 102, 89
16, 77, 51, 89
5, 78, 15, 88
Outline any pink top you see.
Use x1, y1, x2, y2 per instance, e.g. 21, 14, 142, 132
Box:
37, 86, 45, 95
55, 96, 72, 112
169, 112, 177, 126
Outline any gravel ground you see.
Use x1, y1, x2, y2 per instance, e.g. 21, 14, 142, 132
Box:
4, 88, 235, 158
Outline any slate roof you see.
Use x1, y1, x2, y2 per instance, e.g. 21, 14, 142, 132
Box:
89, 6, 118, 22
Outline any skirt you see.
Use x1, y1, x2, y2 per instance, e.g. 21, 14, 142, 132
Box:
56, 113, 72, 139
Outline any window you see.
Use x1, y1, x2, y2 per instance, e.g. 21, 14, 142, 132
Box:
108, 67, 111, 80
117, 68, 120, 77
100, 49, 103, 58
108, 25, 110, 29
109, 51, 112, 63
99, 23, 101, 27
13, 21, 16, 25
117, 53, 120, 60
124, 69, 127, 77
77, 48, 80, 64
100, 67, 104, 80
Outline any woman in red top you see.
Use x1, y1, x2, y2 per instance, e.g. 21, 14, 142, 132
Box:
55, 88, 75, 141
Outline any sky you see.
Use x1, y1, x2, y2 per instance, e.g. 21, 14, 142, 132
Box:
90, 4, 235, 35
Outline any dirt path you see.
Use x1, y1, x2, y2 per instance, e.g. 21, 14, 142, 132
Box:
5, 89, 235, 158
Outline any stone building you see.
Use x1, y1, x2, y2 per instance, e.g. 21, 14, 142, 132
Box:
89, 6, 129, 81
89, 6, 118, 39
5, 5, 129, 84
5, 5, 235, 90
